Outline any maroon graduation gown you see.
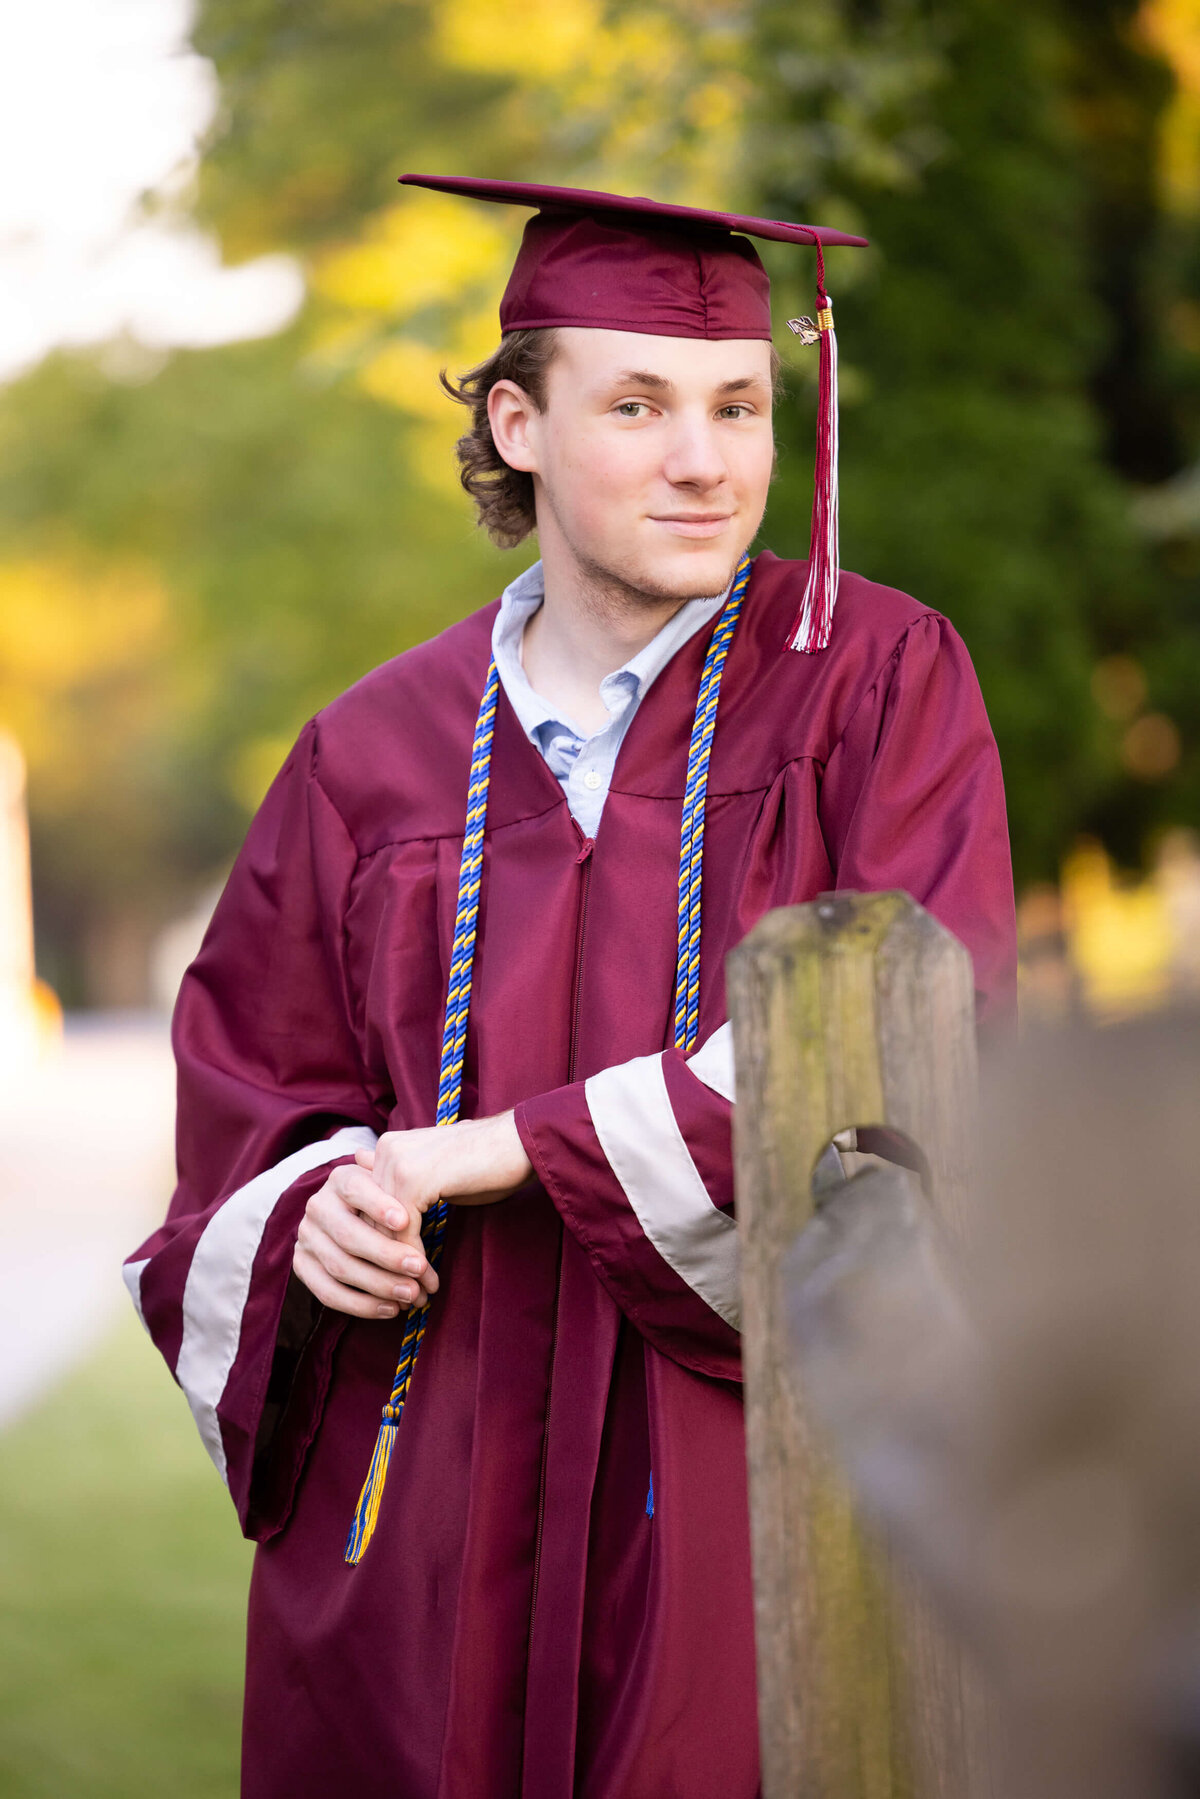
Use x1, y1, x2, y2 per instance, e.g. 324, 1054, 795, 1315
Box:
124, 550, 1016, 1799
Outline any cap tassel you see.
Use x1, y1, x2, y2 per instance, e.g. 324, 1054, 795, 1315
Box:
785, 241, 840, 653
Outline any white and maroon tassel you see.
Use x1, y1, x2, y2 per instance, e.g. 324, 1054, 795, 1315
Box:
785, 239, 840, 653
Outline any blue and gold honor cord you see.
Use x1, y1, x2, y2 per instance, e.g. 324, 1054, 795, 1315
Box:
673, 553, 749, 1053
344, 664, 500, 1564
345, 562, 748, 1562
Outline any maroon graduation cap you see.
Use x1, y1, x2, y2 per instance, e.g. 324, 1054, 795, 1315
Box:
400, 173, 869, 652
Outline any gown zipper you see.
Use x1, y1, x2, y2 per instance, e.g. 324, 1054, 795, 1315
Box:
567, 828, 595, 1082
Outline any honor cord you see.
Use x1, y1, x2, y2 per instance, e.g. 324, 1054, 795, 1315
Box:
346, 561, 747, 1562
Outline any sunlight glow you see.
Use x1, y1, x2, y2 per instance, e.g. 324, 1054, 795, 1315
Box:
0, 0, 303, 382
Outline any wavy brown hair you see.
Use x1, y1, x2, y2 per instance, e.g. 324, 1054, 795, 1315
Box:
440, 329, 784, 549
439, 329, 560, 550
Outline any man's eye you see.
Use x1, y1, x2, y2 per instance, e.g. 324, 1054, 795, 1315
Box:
615, 401, 646, 417
718, 404, 750, 419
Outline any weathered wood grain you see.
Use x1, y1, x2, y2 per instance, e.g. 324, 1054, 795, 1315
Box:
728, 890, 991, 1799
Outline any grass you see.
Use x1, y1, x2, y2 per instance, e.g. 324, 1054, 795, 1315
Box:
0, 1313, 253, 1799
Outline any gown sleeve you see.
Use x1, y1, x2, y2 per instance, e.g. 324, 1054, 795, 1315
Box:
515, 610, 1017, 1384
122, 718, 382, 1539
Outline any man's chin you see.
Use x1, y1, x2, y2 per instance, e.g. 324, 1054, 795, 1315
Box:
591, 537, 747, 607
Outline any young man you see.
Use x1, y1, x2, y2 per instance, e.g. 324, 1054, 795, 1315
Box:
125, 178, 1016, 1799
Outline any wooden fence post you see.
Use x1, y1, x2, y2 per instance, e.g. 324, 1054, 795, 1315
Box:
727, 890, 990, 1799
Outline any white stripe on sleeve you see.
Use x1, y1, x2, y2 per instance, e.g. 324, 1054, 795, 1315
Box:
122, 1258, 150, 1332
175, 1124, 378, 1484
584, 1055, 740, 1330
686, 1020, 735, 1102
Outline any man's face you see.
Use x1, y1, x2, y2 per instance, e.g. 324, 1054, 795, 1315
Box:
514, 327, 775, 603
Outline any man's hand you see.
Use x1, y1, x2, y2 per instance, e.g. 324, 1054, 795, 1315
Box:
292, 1112, 533, 1320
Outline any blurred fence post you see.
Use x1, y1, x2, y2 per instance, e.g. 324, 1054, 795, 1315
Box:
728, 890, 991, 1799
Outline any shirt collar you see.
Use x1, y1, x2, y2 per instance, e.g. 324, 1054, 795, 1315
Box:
491, 558, 734, 748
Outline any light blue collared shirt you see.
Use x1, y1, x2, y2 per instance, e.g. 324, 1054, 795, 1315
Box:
490, 560, 732, 839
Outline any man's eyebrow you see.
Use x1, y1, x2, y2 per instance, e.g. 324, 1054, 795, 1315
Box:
607, 368, 674, 391
716, 375, 770, 395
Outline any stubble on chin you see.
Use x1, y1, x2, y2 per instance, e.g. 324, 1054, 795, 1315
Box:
569, 540, 745, 616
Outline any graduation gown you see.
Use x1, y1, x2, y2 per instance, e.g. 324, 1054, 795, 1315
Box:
124, 550, 1016, 1799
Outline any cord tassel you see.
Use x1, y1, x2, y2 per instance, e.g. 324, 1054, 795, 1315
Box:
343, 1412, 399, 1564
343, 1248, 441, 1563
786, 240, 840, 654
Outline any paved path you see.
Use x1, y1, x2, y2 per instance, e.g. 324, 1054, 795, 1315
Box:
0, 1012, 174, 1427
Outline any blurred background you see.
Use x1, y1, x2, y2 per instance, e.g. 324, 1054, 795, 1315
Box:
0, 0, 1198, 1793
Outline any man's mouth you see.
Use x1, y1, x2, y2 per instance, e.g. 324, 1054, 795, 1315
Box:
649, 514, 734, 539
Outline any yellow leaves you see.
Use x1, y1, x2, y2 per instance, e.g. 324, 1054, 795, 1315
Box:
1140, 0, 1200, 211
436, 0, 602, 78
1161, 112, 1200, 215
448, 2, 755, 205
1023, 831, 1200, 1022
312, 195, 518, 498
0, 556, 173, 799
359, 307, 501, 419
359, 338, 448, 418
0, 558, 166, 693
684, 78, 744, 136
574, 11, 677, 89
1061, 839, 1175, 1016
1142, 0, 1200, 94
360, 305, 499, 499
227, 734, 295, 816
314, 193, 513, 320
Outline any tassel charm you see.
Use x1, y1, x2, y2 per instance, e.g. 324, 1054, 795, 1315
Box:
786, 240, 841, 654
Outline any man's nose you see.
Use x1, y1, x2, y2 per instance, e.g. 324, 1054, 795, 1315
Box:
661, 415, 729, 491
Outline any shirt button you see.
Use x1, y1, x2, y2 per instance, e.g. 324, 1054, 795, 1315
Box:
583, 769, 602, 791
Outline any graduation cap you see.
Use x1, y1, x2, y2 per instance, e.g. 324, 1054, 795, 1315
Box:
400, 173, 868, 652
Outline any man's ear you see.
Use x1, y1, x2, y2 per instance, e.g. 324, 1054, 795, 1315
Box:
488, 380, 540, 474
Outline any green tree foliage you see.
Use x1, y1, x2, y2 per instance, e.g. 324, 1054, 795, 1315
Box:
1055, 0, 1200, 861
756, 0, 1160, 883
752, 0, 1200, 885
0, 330, 517, 1000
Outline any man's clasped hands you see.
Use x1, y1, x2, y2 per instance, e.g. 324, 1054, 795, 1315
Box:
292, 1113, 534, 1319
